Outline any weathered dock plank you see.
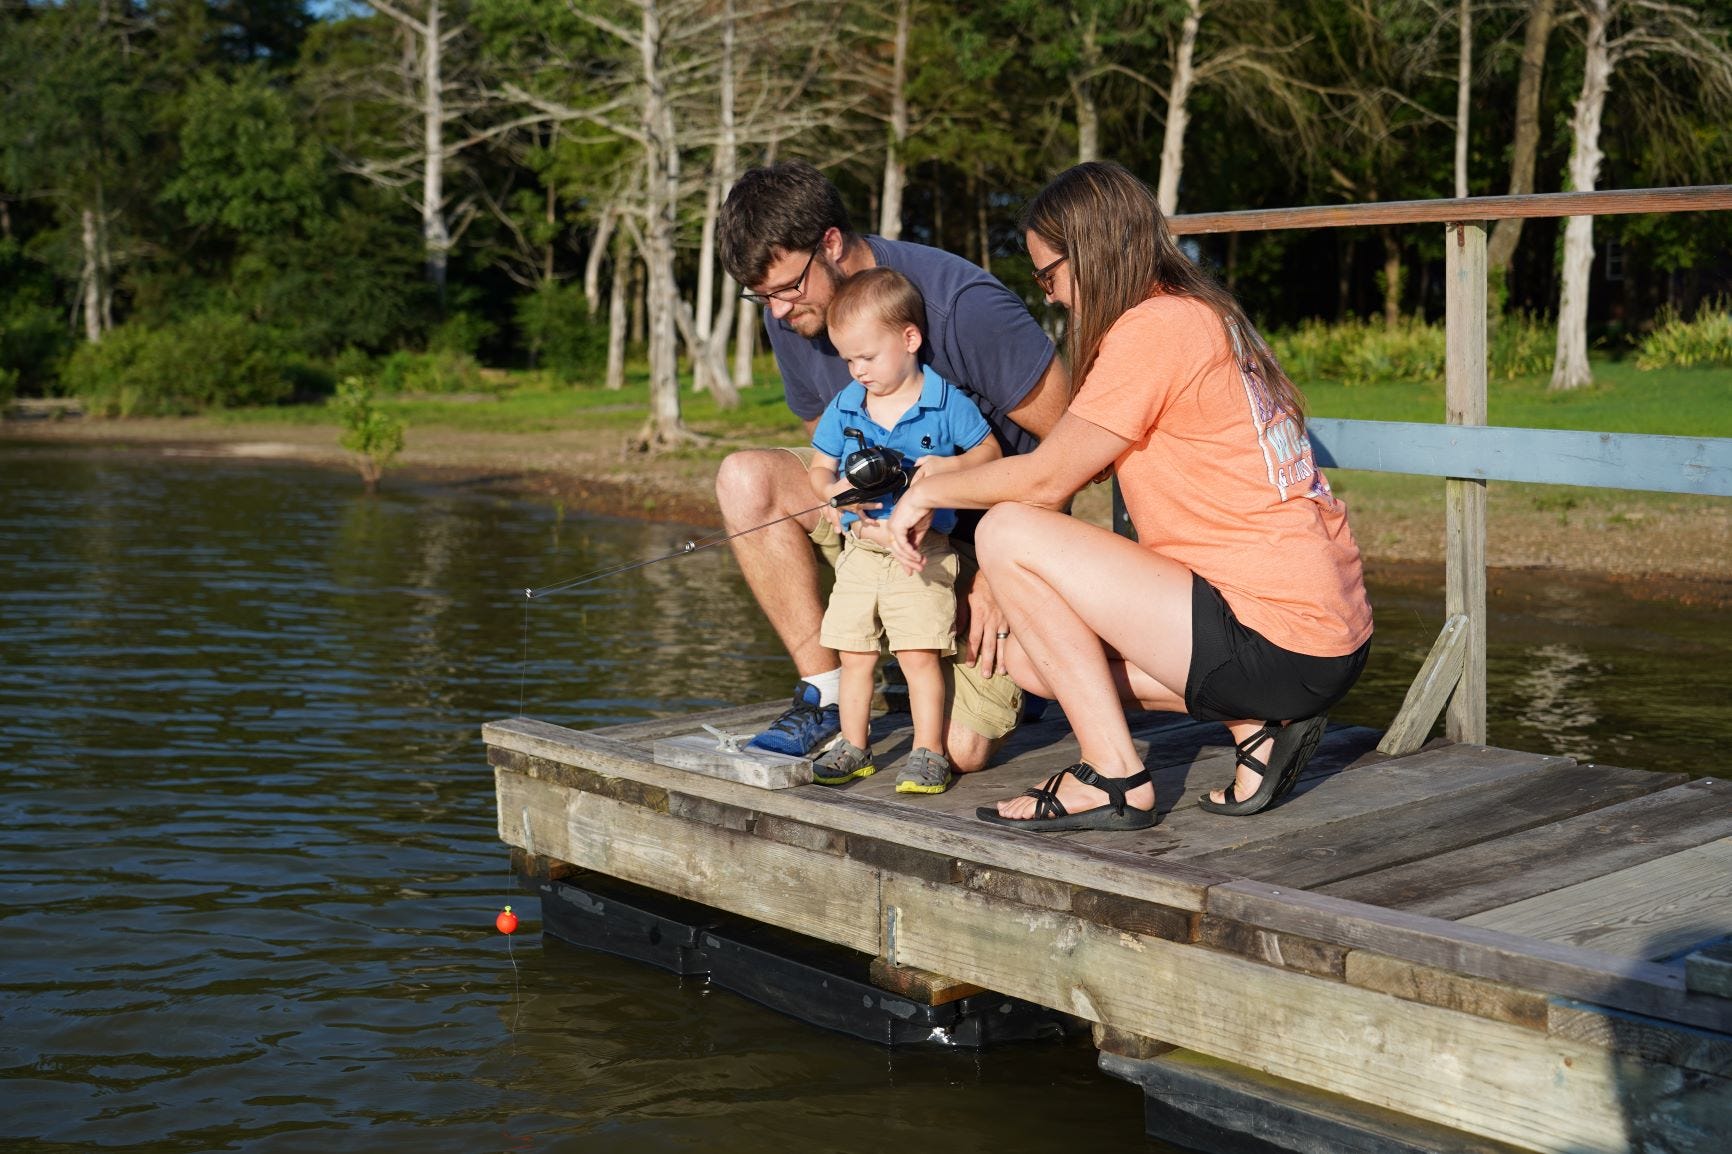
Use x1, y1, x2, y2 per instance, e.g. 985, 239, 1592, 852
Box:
880, 873, 1652, 1154
1318, 778, 1732, 918
1209, 879, 1732, 1035
496, 769, 884, 952
1462, 837, 1732, 961
1177, 762, 1683, 889
484, 716, 1230, 912
1127, 742, 1571, 861
491, 710, 1732, 1150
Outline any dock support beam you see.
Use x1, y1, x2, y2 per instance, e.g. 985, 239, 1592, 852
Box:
1443, 220, 1488, 746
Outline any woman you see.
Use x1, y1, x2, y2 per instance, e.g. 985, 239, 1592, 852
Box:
885, 162, 1372, 829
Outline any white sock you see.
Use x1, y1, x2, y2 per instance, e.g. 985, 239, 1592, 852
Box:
803, 667, 843, 707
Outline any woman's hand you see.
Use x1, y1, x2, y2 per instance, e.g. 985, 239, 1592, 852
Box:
885, 481, 936, 573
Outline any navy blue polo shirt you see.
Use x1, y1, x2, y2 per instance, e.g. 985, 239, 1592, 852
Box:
767, 236, 1053, 459
811, 366, 992, 535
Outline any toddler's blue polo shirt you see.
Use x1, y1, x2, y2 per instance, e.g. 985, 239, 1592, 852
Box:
811, 365, 991, 534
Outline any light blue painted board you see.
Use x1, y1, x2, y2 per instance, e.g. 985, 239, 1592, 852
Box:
1308, 419, 1732, 497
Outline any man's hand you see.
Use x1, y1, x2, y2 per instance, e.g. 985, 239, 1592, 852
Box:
957, 568, 1010, 679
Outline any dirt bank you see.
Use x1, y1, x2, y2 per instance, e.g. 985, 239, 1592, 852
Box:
6, 413, 1728, 603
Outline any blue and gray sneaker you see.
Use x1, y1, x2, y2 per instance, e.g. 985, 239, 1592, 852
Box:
747, 680, 841, 756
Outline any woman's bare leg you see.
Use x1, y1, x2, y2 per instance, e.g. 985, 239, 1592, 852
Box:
976, 504, 1194, 818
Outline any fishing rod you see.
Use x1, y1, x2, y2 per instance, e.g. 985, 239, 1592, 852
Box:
523, 433, 908, 600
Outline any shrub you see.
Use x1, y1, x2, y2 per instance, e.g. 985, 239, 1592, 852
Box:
1267, 317, 1443, 387
1489, 312, 1554, 380
333, 376, 404, 488
1636, 302, 1732, 370
0, 297, 71, 394
374, 349, 488, 395
62, 311, 296, 416
428, 310, 497, 357
1268, 312, 1560, 386
514, 282, 608, 383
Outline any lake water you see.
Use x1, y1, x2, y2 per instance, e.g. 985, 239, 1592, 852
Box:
3, 448, 1726, 1152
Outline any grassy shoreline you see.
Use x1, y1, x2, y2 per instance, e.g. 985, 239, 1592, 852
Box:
6, 358, 1728, 598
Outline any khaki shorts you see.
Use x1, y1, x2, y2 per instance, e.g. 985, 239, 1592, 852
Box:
788, 441, 1023, 740
822, 534, 959, 654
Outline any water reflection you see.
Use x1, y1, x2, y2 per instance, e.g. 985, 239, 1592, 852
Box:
1, 448, 1726, 1153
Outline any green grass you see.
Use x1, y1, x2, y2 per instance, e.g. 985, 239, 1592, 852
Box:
212, 351, 1730, 443
212, 357, 809, 441
1304, 359, 1732, 437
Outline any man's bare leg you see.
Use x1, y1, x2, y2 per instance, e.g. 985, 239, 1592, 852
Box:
946, 723, 1001, 774
715, 449, 837, 679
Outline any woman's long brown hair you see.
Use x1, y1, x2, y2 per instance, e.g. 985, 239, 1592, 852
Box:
1020, 161, 1305, 428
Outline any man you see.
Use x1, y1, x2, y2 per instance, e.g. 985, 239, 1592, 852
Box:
715, 160, 1069, 772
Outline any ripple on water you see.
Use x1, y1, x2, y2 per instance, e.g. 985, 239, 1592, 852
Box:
3, 450, 1723, 1153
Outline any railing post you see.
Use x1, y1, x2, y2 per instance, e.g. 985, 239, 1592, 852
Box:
1444, 221, 1488, 744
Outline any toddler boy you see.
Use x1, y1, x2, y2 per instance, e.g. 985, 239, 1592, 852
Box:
807, 268, 1001, 794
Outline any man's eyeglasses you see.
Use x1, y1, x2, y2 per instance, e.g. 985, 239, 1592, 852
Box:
741, 246, 821, 306
1032, 253, 1068, 295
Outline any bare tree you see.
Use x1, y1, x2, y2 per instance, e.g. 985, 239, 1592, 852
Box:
1455, 0, 1473, 199
879, 0, 911, 237
1551, 0, 1732, 389
329, 4, 546, 303
1487, 0, 1558, 293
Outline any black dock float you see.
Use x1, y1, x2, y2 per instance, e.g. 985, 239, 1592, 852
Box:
537, 872, 1082, 1049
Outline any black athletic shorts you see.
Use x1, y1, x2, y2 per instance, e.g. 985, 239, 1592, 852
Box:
1184, 573, 1370, 724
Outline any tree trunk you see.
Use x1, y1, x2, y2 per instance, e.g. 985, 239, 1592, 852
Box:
543, 183, 556, 285
1071, 11, 1101, 164
1155, 0, 1202, 216
878, 0, 910, 240
584, 207, 616, 316
1551, 0, 1610, 391
1338, 236, 1356, 320
629, 258, 645, 346
1488, 0, 1557, 291
1382, 229, 1403, 329
975, 166, 991, 271
694, 179, 719, 392
733, 300, 757, 389
606, 229, 629, 390
421, 2, 450, 303
1455, 0, 1472, 199
81, 206, 103, 344
697, 0, 741, 406
636, 0, 688, 446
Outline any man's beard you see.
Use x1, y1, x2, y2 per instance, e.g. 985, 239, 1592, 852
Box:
784, 258, 845, 338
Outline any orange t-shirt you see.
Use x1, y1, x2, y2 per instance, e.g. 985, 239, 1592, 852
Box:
1067, 294, 1373, 657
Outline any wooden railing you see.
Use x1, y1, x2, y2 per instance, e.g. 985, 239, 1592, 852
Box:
1150, 186, 1732, 754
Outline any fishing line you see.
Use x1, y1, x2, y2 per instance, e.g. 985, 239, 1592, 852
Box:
521, 501, 832, 601
519, 596, 531, 718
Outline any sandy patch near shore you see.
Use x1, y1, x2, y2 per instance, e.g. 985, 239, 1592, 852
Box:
7, 413, 1727, 603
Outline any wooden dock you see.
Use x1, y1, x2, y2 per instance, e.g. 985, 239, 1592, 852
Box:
488, 701, 1732, 1154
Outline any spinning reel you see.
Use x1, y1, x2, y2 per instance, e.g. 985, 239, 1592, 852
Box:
829, 426, 909, 508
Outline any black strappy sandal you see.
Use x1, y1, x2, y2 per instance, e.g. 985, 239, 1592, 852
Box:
1197, 714, 1329, 816
976, 762, 1157, 831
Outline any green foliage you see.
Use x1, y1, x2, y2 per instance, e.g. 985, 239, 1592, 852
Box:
428, 311, 498, 358
1636, 303, 1732, 370
1269, 318, 1445, 386
332, 376, 404, 487
1269, 314, 1559, 387
375, 349, 488, 395
514, 283, 607, 383
62, 312, 297, 416
1489, 313, 1556, 381
162, 70, 326, 239
229, 204, 434, 356
0, 238, 73, 392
